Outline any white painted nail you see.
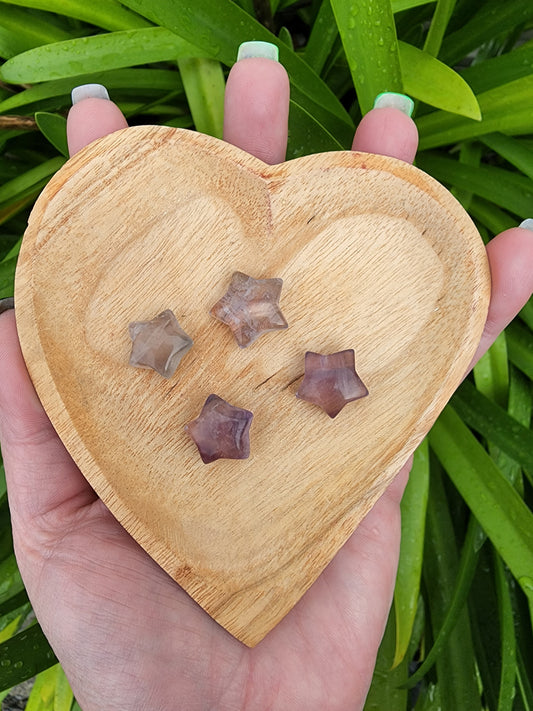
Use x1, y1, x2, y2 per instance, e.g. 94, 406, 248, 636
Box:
237, 41, 279, 62
71, 84, 110, 105
373, 92, 415, 117
519, 218, 533, 232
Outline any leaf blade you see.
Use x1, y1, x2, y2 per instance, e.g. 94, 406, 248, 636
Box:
393, 439, 429, 667
429, 405, 533, 605
0, 624, 57, 692
0, 0, 151, 31
330, 0, 403, 115
0, 28, 208, 83
399, 41, 480, 119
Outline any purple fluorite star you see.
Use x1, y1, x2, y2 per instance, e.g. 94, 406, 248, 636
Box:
185, 394, 253, 464
210, 271, 288, 348
296, 350, 369, 418
129, 310, 193, 378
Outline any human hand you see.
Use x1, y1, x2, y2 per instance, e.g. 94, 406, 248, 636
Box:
1, 43, 533, 711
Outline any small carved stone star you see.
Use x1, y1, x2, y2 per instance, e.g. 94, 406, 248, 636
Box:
185, 394, 253, 464
210, 271, 288, 348
129, 309, 193, 378
296, 350, 369, 418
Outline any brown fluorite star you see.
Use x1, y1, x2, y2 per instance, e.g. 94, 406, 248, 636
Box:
210, 271, 288, 348
129, 310, 193, 378
296, 350, 369, 418
185, 394, 253, 464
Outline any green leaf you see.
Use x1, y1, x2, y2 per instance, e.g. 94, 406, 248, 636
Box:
393, 439, 429, 667
277, 26, 293, 50
468, 197, 517, 236
422, 0, 456, 58
520, 299, 533, 332
0, 624, 57, 692
450, 140, 482, 210
440, 0, 533, 67
0, 0, 151, 31
0, 590, 29, 618
286, 99, 344, 159
494, 555, 517, 711
480, 132, 533, 183
468, 546, 502, 711
177, 58, 224, 139
0, 193, 38, 229
35, 113, 68, 157
363, 605, 408, 710
289, 83, 353, 149
460, 40, 533, 95
392, 0, 435, 10
399, 41, 480, 119
507, 320, 533, 382
303, 0, 337, 75
0, 24, 35, 58
26, 664, 73, 711
0, 28, 208, 83
416, 153, 533, 219
0, 157, 65, 205
0, 69, 180, 113
473, 332, 509, 408
0, 256, 17, 299
119, 0, 354, 131
330, 0, 403, 115
517, 646, 533, 711
423, 465, 482, 711
417, 74, 533, 149
0, 557, 24, 613
429, 405, 533, 606
0, 2, 71, 46
402, 516, 485, 689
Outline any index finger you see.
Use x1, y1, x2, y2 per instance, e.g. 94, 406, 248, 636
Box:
352, 92, 418, 164
67, 84, 128, 157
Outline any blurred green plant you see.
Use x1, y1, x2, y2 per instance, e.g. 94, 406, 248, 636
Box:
0, 0, 532, 708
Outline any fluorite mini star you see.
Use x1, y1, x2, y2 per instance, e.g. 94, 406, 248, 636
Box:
210, 271, 288, 348
185, 394, 253, 464
296, 350, 369, 418
128, 309, 193, 378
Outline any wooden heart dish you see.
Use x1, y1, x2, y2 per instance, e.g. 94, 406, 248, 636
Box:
15, 126, 490, 646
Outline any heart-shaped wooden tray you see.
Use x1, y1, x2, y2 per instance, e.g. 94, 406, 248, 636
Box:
15, 126, 490, 646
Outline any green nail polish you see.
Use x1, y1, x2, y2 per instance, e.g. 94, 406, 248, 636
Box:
373, 92, 414, 117
237, 41, 279, 62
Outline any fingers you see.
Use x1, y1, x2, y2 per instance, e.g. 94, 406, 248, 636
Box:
352, 94, 418, 164
223, 47, 290, 165
67, 86, 128, 157
470, 226, 533, 367
0, 311, 95, 524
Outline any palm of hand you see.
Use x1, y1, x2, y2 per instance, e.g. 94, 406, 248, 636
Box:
13, 408, 402, 710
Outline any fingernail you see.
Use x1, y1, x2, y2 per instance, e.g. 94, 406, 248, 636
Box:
0, 297, 14, 316
519, 218, 533, 232
71, 83, 110, 105
373, 92, 414, 117
237, 41, 279, 62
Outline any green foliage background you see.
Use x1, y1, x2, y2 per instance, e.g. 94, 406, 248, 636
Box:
0, 0, 533, 708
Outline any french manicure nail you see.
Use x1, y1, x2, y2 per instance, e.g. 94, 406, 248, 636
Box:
237, 41, 279, 62
0, 297, 14, 316
373, 92, 415, 117
71, 83, 110, 105
519, 218, 533, 232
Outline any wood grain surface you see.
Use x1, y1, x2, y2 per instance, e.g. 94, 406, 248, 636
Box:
15, 125, 491, 646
